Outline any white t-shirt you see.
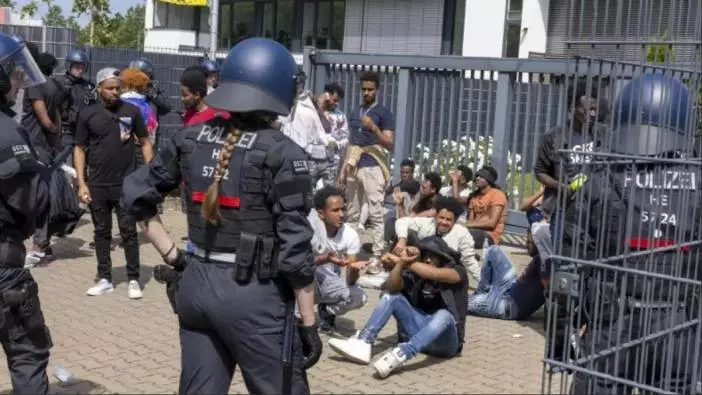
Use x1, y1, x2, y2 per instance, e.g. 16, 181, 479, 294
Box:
307, 211, 361, 276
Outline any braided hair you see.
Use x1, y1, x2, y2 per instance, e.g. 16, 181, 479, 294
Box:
201, 128, 241, 224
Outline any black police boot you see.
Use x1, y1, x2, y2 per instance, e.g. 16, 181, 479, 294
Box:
318, 304, 336, 333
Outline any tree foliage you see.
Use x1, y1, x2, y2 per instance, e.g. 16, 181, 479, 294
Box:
6, 0, 145, 49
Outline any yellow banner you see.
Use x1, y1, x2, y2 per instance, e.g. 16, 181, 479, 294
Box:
158, 0, 207, 6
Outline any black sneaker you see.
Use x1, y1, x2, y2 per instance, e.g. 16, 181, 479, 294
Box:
318, 304, 336, 333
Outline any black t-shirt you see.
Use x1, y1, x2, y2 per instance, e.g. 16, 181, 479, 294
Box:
74, 101, 147, 186
507, 256, 547, 319
402, 264, 469, 344
533, 125, 596, 214
21, 77, 65, 162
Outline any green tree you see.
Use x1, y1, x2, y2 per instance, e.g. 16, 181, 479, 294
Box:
43, 4, 80, 29
72, 0, 110, 46
0, 0, 16, 8
76, 4, 145, 49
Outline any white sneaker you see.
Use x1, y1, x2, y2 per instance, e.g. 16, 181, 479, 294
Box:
86, 279, 114, 296
24, 251, 45, 268
328, 337, 372, 365
365, 257, 382, 275
127, 280, 143, 299
373, 347, 408, 378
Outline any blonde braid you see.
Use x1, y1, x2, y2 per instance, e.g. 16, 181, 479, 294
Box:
201, 128, 241, 224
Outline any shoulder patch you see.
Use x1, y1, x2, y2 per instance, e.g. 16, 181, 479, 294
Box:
235, 132, 258, 150
292, 160, 310, 175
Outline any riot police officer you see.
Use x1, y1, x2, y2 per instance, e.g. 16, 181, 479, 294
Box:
129, 57, 172, 118
59, 49, 94, 154
0, 32, 54, 394
121, 38, 322, 394
548, 74, 701, 394
200, 58, 219, 94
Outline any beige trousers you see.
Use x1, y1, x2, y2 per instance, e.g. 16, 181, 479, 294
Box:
346, 166, 386, 257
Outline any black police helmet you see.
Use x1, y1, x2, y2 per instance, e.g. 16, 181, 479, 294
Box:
613, 74, 693, 156
205, 38, 299, 115
65, 49, 89, 65
129, 58, 154, 78
200, 58, 219, 75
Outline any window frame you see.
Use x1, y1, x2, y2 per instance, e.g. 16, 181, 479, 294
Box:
152, 1, 198, 31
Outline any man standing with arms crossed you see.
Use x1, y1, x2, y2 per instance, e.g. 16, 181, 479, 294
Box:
338, 72, 395, 275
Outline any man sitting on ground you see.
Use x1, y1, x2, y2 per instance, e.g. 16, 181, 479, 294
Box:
397, 172, 442, 219
328, 235, 468, 378
393, 196, 481, 288
308, 186, 369, 332
467, 222, 552, 320
465, 166, 508, 248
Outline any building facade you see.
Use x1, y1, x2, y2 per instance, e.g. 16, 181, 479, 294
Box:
143, 0, 700, 66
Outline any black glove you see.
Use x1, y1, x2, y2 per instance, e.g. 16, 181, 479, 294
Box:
167, 248, 187, 271
298, 324, 322, 369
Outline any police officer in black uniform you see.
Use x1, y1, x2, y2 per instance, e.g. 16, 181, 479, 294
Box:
200, 58, 219, 94
128, 57, 172, 118
59, 49, 94, 154
121, 37, 322, 394
548, 74, 702, 394
0, 32, 54, 395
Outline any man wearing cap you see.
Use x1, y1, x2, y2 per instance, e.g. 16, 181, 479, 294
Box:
465, 166, 508, 248
73, 67, 153, 299
328, 235, 468, 378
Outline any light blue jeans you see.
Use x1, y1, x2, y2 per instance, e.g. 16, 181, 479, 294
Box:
358, 293, 460, 359
468, 246, 518, 319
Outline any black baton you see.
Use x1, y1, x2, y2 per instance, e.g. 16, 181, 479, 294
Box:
281, 300, 295, 394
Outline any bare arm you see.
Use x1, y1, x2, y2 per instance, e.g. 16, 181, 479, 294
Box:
519, 189, 544, 211
32, 100, 57, 132
73, 145, 87, 186
373, 127, 394, 150
414, 208, 436, 218
466, 204, 505, 230
383, 255, 407, 293
409, 262, 462, 284
139, 137, 154, 163
345, 254, 360, 285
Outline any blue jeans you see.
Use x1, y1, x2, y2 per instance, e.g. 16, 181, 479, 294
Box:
468, 246, 517, 319
358, 293, 460, 359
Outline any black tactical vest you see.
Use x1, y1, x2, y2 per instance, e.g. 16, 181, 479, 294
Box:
562, 161, 701, 302
181, 119, 278, 252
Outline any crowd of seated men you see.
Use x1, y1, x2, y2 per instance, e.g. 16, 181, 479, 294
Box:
307, 160, 554, 378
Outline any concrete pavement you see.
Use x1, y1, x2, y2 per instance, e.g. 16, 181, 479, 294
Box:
0, 206, 547, 394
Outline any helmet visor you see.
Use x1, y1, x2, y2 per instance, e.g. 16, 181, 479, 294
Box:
2, 46, 46, 90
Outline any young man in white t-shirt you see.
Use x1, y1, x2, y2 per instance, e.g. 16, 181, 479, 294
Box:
308, 186, 369, 332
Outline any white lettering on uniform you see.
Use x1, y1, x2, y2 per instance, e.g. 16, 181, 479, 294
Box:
212, 148, 221, 160
11, 144, 30, 156
569, 141, 594, 164
623, 170, 697, 191
196, 125, 227, 144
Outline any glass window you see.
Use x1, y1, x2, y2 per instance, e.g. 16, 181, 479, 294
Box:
262, 2, 275, 39
302, 1, 315, 46
504, 23, 521, 57
232, 2, 255, 45
153, 2, 196, 30
199, 6, 210, 32
316, 1, 331, 48
331, 0, 344, 50
219, 3, 232, 48
276, 0, 294, 49
507, 0, 522, 20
